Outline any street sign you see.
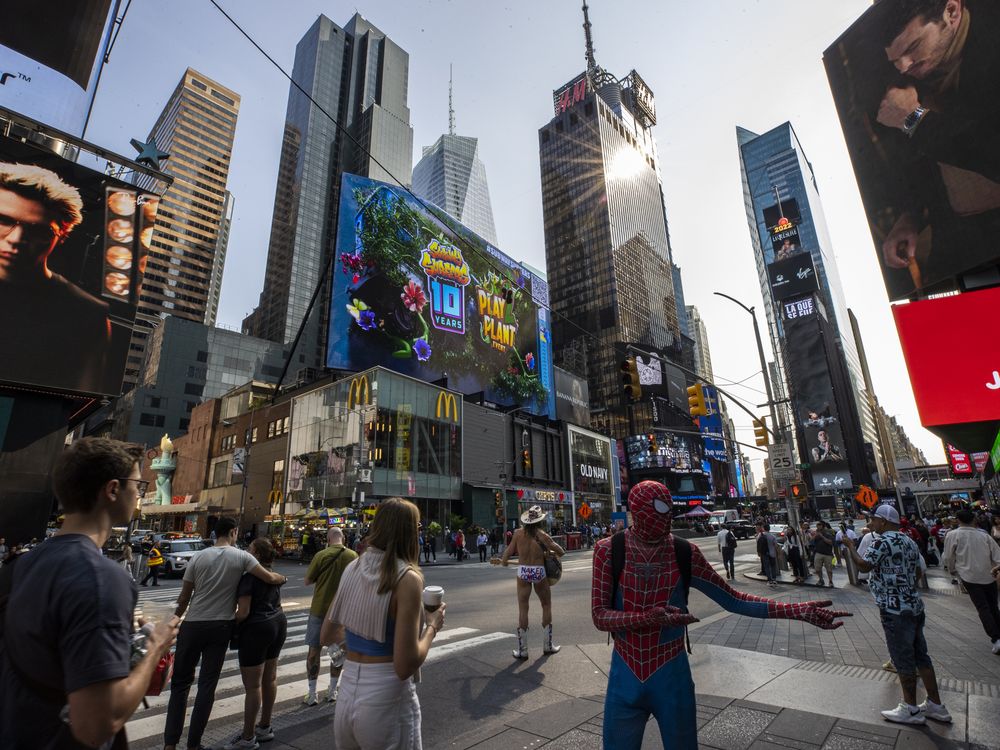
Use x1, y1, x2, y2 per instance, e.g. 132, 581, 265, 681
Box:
578, 502, 592, 520
233, 447, 246, 470
855, 485, 878, 509
767, 443, 795, 480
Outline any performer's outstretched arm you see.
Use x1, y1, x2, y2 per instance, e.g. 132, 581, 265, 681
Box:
590, 538, 696, 633
689, 545, 850, 629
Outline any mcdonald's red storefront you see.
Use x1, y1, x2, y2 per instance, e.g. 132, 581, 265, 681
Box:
286, 368, 462, 529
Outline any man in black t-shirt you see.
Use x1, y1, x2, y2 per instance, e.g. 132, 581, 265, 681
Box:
0, 438, 178, 749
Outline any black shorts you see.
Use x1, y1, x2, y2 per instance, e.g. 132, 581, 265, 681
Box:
238, 614, 287, 667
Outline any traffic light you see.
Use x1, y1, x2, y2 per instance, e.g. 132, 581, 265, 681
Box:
621, 356, 642, 402
647, 433, 658, 453
687, 384, 707, 416
790, 482, 808, 502
522, 448, 532, 472
753, 417, 769, 446
494, 490, 504, 522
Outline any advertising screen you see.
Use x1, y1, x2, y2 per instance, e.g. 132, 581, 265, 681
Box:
0, 1, 118, 136
568, 426, 613, 498
892, 286, 1000, 432
824, 3, 1000, 300
554, 367, 590, 426
946, 444, 974, 476
762, 199, 804, 262
783, 301, 853, 490
625, 431, 706, 474
768, 253, 819, 302
0, 137, 158, 396
328, 174, 548, 411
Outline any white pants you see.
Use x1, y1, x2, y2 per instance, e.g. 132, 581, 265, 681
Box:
334, 660, 422, 750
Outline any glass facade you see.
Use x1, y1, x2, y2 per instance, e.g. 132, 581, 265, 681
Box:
413, 134, 499, 245
287, 368, 461, 527
244, 14, 413, 374
539, 76, 683, 439
738, 122, 881, 474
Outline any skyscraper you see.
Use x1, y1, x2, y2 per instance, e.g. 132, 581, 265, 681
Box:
686, 305, 714, 383
412, 71, 498, 244
539, 5, 683, 438
128, 68, 240, 388
738, 122, 882, 486
243, 14, 413, 373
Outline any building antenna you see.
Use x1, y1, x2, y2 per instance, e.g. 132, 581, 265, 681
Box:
772, 186, 785, 221
582, 2, 597, 78
448, 63, 455, 136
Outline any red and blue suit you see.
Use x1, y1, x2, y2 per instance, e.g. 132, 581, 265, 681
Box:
592, 481, 849, 749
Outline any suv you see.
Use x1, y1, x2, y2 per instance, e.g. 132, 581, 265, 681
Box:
725, 520, 755, 539
160, 538, 205, 577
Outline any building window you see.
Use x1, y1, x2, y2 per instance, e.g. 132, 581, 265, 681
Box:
281, 416, 289, 434
184, 383, 203, 396
267, 421, 275, 439
139, 413, 165, 427
196, 350, 209, 362
179, 418, 190, 431
211, 460, 230, 487
251, 427, 259, 443
144, 395, 165, 408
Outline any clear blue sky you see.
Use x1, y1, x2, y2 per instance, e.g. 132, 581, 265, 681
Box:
84, 0, 944, 478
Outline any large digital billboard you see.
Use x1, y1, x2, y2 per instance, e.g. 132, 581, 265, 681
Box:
782, 297, 853, 491
768, 253, 819, 302
893, 285, 1000, 443
824, 1, 1000, 300
554, 366, 590, 426
328, 174, 550, 412
0, 1, 118, 136
762, 199, 804, 262
0, 137, 158, 396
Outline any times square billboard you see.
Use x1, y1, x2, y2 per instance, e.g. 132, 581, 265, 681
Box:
328, 174, 553, 415
0, 136, 159, 396
0, 1, 119, 136
824, 1, 1000, 301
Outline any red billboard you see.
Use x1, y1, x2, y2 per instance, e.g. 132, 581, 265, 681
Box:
946, 444, 973, 476
893, 286, 1000, 432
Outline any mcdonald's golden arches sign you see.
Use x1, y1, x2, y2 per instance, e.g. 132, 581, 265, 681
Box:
347, 375, 371, 409
435, 391, 459, 423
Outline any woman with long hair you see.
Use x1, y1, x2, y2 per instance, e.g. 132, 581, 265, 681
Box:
225, 538, 287, 749
494, 505, 565, 659
323, 498, 446, 749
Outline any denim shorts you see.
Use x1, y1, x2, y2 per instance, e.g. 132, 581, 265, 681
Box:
305, 613, 324, 648
880, 609, 932, 676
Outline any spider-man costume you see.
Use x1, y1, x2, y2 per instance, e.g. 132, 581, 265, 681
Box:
592, 481, 849, 749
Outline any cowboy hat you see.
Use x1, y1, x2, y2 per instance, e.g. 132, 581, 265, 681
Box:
520, 505, 547, 525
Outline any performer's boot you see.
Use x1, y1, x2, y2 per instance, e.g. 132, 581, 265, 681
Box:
512, 628, 528, 659
543, 624, 560, 654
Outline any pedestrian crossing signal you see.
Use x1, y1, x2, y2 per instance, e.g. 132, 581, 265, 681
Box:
790, 482, 807, 501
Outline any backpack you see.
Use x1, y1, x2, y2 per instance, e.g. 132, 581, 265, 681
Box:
725, 530, 738, 549
608, 531, 693, 652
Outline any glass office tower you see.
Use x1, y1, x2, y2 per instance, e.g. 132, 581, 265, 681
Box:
243, 14, 413, 373
738, 122, 882, 482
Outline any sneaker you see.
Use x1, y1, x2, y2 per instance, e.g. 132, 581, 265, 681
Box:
223, 736, 260, 750
255, 725, 275, 743
992, 639, 1000, 655
882, 660, 897, 673
918, 699, 953, 724
302, 692, 318, 706
325, 686, 338, 703
881, 703, 925, 725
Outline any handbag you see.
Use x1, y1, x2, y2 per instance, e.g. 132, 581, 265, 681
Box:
538, 536, 562, 585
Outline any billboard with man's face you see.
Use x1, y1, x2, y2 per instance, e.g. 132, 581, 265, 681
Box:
328, 174, 550, 412
0, 137, 158, 396
824, 0, 1000, 300
0, 1, 119, 136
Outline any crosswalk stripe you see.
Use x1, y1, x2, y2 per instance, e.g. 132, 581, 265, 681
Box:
126, 630, 511, 741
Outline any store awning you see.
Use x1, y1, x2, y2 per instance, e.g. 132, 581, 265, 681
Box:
141, 503, 201, 515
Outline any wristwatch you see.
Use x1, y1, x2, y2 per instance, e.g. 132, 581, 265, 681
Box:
902, 106, 928, 137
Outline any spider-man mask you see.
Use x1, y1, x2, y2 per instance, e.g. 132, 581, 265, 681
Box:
628, 480, 673, 542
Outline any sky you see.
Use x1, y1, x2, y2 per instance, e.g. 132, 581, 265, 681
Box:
84, 0, 946, 481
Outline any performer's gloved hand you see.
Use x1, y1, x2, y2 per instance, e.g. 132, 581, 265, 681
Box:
781, 600, 851, 630
655, 605, 700, 628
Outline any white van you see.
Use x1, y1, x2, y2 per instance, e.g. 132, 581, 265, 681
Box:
707, 510, 740, 530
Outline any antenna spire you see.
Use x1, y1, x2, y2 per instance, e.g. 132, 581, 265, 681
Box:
448, 64, 455, 136
582, 2, 597, 76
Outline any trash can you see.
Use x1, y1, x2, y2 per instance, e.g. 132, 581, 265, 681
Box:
566, 532, 581, 551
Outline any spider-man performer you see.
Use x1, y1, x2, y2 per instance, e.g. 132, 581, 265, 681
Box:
592, 481, 850, 749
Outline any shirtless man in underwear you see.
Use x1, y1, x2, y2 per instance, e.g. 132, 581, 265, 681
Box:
493, 505, 565, 658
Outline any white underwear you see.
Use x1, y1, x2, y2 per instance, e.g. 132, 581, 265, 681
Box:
517, 565, 546, 583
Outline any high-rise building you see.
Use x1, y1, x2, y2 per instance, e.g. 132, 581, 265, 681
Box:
412, 71, 498, 245
540, 5, 683, 438
243, 14, 413, 374
686, 305, 714, 382
127, 68, 240, 388
738, 122, 881, 483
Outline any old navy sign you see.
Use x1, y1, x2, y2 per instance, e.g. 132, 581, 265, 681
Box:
893, 286, 1000, 429
579, 463, 609, 481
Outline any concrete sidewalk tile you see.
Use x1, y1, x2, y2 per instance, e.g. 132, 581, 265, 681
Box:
733, 699, 782, 714
688, 646, 801, 700
753, 736, 822, 750
967, 693, 1000, 749
829, 726, 896, 746
766, 708, 836, 745
536, 727, 602, 749
465, 728, 549, 749
832, 719, 900, 740
698, 705, 776, 750
696, 694, 735, 710
513, 697, 604, 740
823, 731, 893, 750
893, 726, 961, 750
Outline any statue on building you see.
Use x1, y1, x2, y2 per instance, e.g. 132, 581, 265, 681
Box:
150, 433, 176, 505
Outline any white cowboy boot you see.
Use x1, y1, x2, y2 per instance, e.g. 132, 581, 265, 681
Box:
512, 627, 528, 659
543, 624, 560, 654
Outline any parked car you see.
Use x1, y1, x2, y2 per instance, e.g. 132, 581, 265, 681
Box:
768, 524, 788, 542
725, 520, 755, 539
160, 538, 205, 577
